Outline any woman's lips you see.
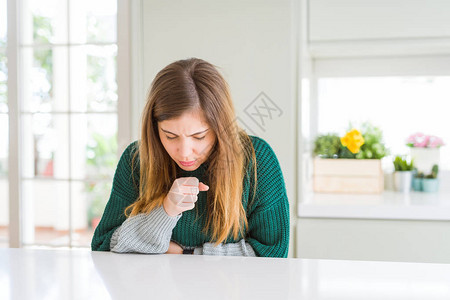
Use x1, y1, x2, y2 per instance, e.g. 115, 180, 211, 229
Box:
179, 160, 196, 166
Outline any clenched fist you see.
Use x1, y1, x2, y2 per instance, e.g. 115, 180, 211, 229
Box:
163, 177, 209, 217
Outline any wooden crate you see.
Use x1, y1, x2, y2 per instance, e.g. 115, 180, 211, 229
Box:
313, 158, 384, 194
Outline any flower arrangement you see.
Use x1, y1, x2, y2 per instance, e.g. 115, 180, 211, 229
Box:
341, 129, 364, 154
406, 133, 445, 148
313, 122, 388, 159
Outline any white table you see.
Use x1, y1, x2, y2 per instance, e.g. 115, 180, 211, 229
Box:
1, 248, 450, 300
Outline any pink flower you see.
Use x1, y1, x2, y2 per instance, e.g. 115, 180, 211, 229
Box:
406, 133, 419, 145
428, 136, 445, 148
406, 133, 445, 148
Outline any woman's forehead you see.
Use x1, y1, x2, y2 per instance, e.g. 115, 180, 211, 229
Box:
158, 110, 209, 134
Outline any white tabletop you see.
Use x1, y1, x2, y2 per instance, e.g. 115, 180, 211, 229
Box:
1, 248, 450, 300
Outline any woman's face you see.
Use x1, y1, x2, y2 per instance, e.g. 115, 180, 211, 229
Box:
158, 109, 217, 171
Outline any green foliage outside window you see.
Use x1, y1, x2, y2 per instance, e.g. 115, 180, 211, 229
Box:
30, 12, 118, 229
85, 133, 117, 227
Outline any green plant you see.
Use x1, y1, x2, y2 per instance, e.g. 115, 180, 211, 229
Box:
313, 134, 341, 158
425, 164, 439, 179
393, 155, 414, 171
85, 133, 118, 227
313, 122, 389, 159
355, 122, 389, 159
414, 170, 425, 178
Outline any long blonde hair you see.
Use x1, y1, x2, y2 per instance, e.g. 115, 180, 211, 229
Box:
126, 58, 257, 245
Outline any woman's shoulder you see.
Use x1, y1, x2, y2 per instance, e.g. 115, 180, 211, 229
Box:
246, 135, 283, 172
248, 135, 277, 159
126, 140, 139, 152
121, 140, 140, 159
116, 140, 140, 173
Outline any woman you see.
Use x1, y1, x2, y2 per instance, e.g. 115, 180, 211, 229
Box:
91, 58, 290, 257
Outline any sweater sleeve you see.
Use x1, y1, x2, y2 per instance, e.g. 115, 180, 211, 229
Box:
193, 239, 256, 256
110, 206, 182, 253
91, 141, 140, 251
245, 137, 290, 258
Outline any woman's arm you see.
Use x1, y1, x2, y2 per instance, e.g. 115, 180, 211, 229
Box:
243, 136, 290, 258
110, 206, 181, 253
245, 199, 290, 257
91, 141, 140, 251
192, 239, 256, 256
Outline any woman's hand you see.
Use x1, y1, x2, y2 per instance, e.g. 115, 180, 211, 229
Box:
166, 241, 183, 254
163, 177, 209, 217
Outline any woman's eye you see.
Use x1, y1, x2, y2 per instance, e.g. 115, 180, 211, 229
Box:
166, 135, 205, 140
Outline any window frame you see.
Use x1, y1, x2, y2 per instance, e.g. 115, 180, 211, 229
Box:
7, 0, 132, 248
299, 54, 450, 205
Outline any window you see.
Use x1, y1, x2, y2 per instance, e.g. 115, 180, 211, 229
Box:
0, 0, 8, 247
5, 0, 125, 248
316, 77, 450, 172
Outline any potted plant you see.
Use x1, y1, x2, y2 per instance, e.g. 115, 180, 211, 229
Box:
406, 133, 444, 172
312, 122, 388, 194
393, 155, 414, 193
412, 169, 424, 191
422, 164, 439, 193
313, 134, 341, 158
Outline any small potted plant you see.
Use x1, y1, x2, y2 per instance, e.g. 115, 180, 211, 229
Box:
393, 155, 414, 193
422, 164, 439, 193
406, 133, 444, 172
412, 169, 424, 191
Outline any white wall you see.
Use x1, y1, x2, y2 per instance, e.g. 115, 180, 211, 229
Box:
135, 0, 299, 256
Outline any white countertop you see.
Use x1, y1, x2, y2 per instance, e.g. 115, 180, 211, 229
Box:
298, 191, 450, 221
1, 248, 450, 299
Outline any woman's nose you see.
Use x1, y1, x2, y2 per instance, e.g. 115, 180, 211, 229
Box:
178, 139, 193, 158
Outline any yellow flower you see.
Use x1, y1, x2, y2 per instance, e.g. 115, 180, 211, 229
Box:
341, 129, 365, 154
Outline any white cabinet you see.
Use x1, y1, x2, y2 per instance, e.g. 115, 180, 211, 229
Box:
309, 0, 450, 42
308, 0, 450, 57
296, 191, 450, 263
297, 217, 450, 263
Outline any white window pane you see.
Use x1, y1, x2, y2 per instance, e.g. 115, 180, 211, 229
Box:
21, 0, 68, 45
0, 114, 7, 177
0, 0, 6, 47
0, 50, 6, 113
70, 45, 117, 112
22, 114, 69, 179
317, 77, 450, 171
69, 0, 117, 44
71, 180, 111, 247
22, 179, 70, 246
21, 47, 69, 112
70, 114, 117, 180
0, 114, 8, 247
0, 176, 7, 246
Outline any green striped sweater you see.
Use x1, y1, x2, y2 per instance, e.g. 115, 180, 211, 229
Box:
91, 135, 290, 257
